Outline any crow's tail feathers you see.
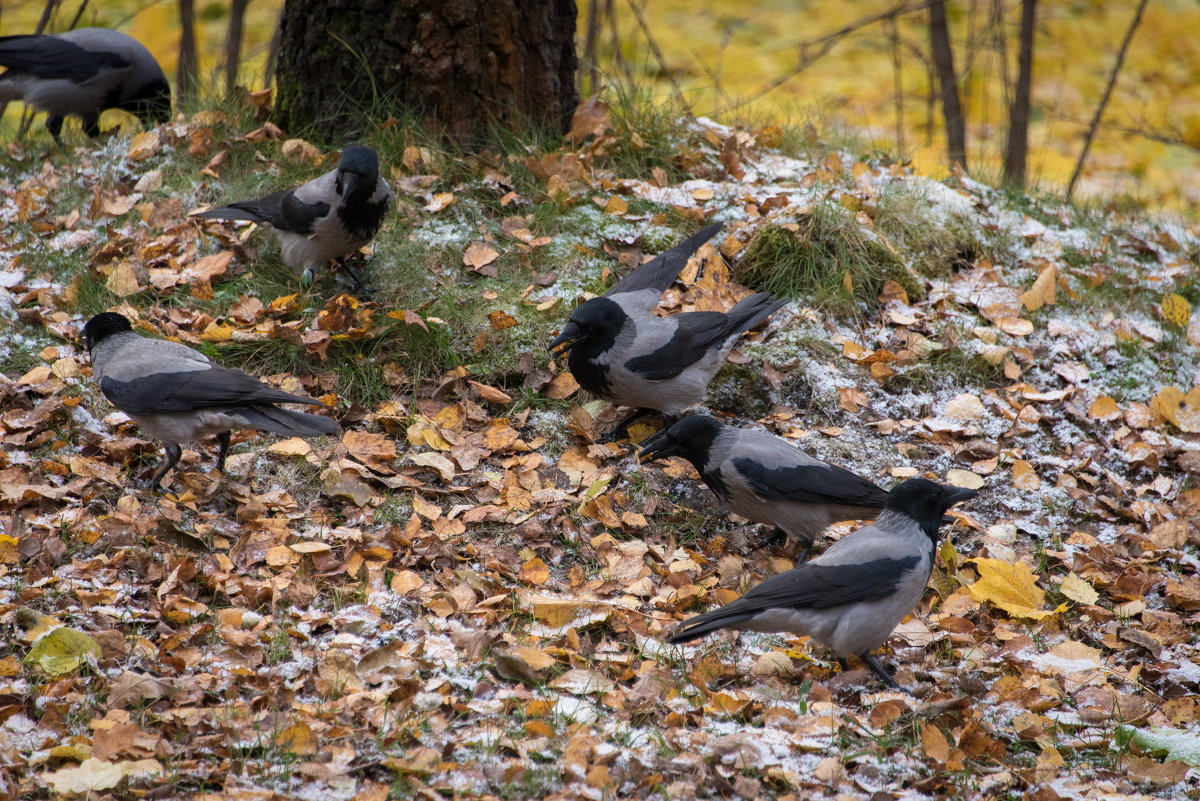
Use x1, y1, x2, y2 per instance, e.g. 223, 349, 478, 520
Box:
196, 203, 270, 225
665, 601, 755, 644
607, 221, 724, 297
234, 406, 339, 438
721, 292, 788, 340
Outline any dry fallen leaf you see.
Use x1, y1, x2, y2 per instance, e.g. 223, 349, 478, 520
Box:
967, 558, 1058, 620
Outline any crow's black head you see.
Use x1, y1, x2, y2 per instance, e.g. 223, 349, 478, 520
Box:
639, 414, 724, 469
82, 312, 133, 354
548, 296, 626, 356
336, 145, 381, 197
885, 478, 977, 541
122, 77, 171, 125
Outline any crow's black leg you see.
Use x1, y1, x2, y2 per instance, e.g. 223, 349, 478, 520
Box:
599, 408, 658, 444
46, 116, 65, 150
860, 652, 908, 694
836, 657, 850, 672
149, 443, 182, 491
81, 115, 101, 138
335, 257, 372, 299
215, 431, 232, 473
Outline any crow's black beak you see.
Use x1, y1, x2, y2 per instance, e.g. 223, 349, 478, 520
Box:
942, 485, 979, 509
340, 169, 364, 199
548, 321, 582, 353
637, 429, 677, 463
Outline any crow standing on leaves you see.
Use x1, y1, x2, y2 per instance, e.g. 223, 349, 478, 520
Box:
0, 28, 171, 147
639, 415, 889, 559
548, 223, 787, 442
666, 478, 977, 692
196, 145, 394, 295
83, 312, 339, 491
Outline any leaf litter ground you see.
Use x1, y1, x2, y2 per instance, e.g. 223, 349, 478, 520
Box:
0, 106, 1199, 799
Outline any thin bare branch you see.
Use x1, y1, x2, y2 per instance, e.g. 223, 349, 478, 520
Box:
624, 0, 692, 114
1067, 0, 1150, 200
709, 0, 934, 117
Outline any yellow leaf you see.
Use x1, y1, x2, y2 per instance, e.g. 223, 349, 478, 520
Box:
411, 494, 442, 521
946, 468, 985, 490
967, 558, 1055, 620
1020, 263, 1057, 311
1059, 572, 1099, 605
425, 192, 456, 212
280, 138, 321, 164
45, 757, 161, 795
106, 260, 144, 297
18, 365, 52, 386
391, 570, 424, 595
289, 541, 332, 554
199, 321, 233, 343
488, 310, 518, 330
945, 393, 986, 421
998, 317, 1034, 336
1012, 459, 1040, 490
1162, 293, 1191, 328
24, 628, 101, 676
126, 131, 160, 161
1151, 386, 1184, 426
528, 595, 583, 627
922, 723, 950, 762
267, 438, 311, 457
1089, 396, 1121, 421
276, 721, 318, 756
603, 195, 628, 215
519, 557, 550, 585
512, 646, 557, 671
463, 242, 499, 269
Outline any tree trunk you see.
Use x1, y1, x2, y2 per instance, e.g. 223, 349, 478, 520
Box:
177, 0, 199, 103
1003, 0, 1036, 188
274, 0, 579, 145
224, 0, 250, 96
928, 0, 967, 171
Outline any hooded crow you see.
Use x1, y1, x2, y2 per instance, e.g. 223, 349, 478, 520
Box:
0, 27, 170, 146
666, 477, 977, 691
83, 312, 339, 490
548, 223, 786, 442
639, 415, 889, 558
196, 145, 394, 293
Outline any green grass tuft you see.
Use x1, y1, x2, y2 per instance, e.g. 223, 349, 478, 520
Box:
733, 202, 918, 317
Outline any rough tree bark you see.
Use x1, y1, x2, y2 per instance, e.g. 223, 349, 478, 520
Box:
273, 0, 579, 145
1003, 0, 1036, 188
928, 0, 967, 171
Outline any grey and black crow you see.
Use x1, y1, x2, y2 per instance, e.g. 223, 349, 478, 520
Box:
548, 223, 787, 442
639, 415, 889, 558
197, 145, 394, 294
83, 312, 339, 490
0, 27, 170, 146
666, 477, 977, 691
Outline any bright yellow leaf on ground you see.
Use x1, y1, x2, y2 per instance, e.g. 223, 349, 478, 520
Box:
967, 558, 1055, 620
1162, 292, 1191, 328
1059, 572, 1100, 605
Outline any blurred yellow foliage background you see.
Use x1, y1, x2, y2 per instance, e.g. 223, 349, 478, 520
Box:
3, 0, 1198, 217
